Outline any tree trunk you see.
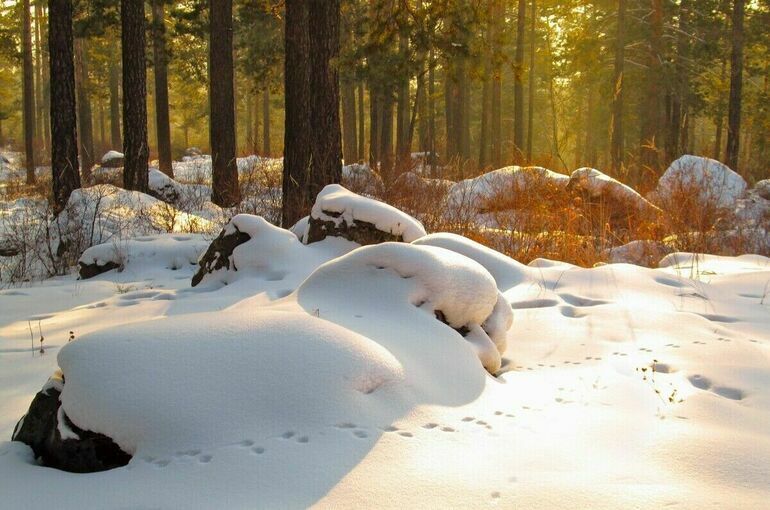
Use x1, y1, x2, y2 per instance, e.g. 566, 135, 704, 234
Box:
639, 0, 663, 171
49, 0, 81, 213
357, 82, 365, 161
151, 0, 173, 177
22, 0, 36, 184
245, 92, 253, 153
74, 38, 94, 181
209, 0, 239, 206
714, 58, 727, 160
109, 49, 121, 149
610, 0, 626, 173
478, 73, 490, 169
513, 0, 526, 161
667, 0, 690, 162
282, 0, 311, 227
121, 0, 149, 193
491, 0, 503, 168
341, 78, 358, 164
369, 85, 380, 167
526, 0, 536, 163
428, 51, 436, 172
98, 99, 106, 153
262, 88, 270, 156
35, 3, 47, 158
395, 33, 410, 170
725, 0, 744, 170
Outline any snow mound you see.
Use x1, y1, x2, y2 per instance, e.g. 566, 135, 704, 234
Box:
605, 240, 673, 266
298, 242, 510, 372
79, 234, 209, 279
412, 232, 532, 290
448, 165, 569, 212
100, 151, 124, 167
306, 184, 426, 244
568, 167, 660, 215
57, 310, 405, 455
655, 155, 747, 209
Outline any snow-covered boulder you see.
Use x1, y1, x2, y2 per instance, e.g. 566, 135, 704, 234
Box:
12, 372, 131, 472
80, 234, 209, 280
754, 179, 770, 201
298, 242, 512, 373
447, 166, 569, 213
100, 151, 124, 168
148, 168, 181, 204
183, 147, 203, 158
605, 240, 673, 267
654, 155, 747, 209
567, 168, 661, 222
305, 184, 426, 245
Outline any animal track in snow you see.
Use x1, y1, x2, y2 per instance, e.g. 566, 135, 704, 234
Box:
558, 293, 608, 307
688, 374, 744, 400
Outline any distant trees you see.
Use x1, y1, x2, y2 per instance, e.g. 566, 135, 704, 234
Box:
209, 0, 239, 207
121, 0, 149, 193
49, 0, 80, 212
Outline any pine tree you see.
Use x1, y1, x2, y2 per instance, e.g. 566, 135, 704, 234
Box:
121, 0, 149, 192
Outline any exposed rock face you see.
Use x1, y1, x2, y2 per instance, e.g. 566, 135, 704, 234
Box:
191, 225, 252, 286
78, 260, 121, 279
306, 213, 405, 245
12, 375, 131, 473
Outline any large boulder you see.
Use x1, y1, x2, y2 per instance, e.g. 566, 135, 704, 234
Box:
653, 155, 747, 210
754, 179, 770, 201
305, 184, 426, 245
12, 372, 131, 473
148, 168, 181, 204
100, 150, 124, 168
191, 222, 252, 286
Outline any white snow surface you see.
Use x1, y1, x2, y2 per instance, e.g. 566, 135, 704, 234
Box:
655, 155, 748, 209
100, 151, 124, 164
0, 223, 769, 508
309, 184, 427, 242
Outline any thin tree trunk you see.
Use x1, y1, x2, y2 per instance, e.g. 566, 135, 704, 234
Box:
357, 82, 365, 161
491, 0, 503, 168
98, 99, 106, 153
75, 38, 94, 181
262, 88, 270, 156
428, 50, 436, 172
152, 0, 173, 177
725, 0, 744, 170
209, 0, 239, 206
714, 59, 727, 159
667, 0, 690, 161
245, 92, 253, 153
639, 0, 663, 171
35, 3, 46, 157
584, 83, 597, 168
49, 0, 80, 212
283, 0, 311, 226
109, 48, 121, 149
369, 85, 380, 167
121, 0, 149, 193
395, 33, 410, 170
341, 79, 358, 164
526, 0, 536, 163
610, 0, 626, 173
513, 0, 526, 161
22, 0, 36, 184
479, 73, 490, 169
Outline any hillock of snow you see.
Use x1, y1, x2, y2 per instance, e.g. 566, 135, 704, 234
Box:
654, 155, 747, 209
568, 167, 661, 217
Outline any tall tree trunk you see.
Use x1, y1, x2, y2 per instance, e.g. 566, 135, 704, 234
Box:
491, 0, 503, 168
357, 82, 365, 161
395, 33, 410, 170
152, 0, 173, 177
379, 95, 394, 181
22, 0, 36, 184
341, 78, 358, 164
639, 0, 663, 171
610, 0, 626, 173
34, 3, 47, 157
245, 92, 253, 153
109, 48, 121, 149
444, 67, 455, 160
283, 0, 311, 226
714, 58, 727, 159
121, 0, 149, 193
526, 0, 536, 163
428, 51, 436, 173
209, 0, 239, 206
417, 66, 428, 154
307, 0, 342, 202
369, 85, 381, 167
667, 0, 690, 161
513, 0, 526, 161
584, 83, 597, 168
460, 63, 470, 161
74, 38, 94, 181
725, 0, 744, 170
98, 99, 106, 153
262, 88, 270, 156
478, 72, 491, 169
49, 0, 80, 212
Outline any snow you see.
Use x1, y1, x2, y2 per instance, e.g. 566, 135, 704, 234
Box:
569, 167, 660, 213
100, 151, 124, 165
1, 213, 769, 507
309, 184, 427, 243
655, 155, 748, 209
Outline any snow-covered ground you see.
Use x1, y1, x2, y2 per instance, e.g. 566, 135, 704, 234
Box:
1, 224, 769, 508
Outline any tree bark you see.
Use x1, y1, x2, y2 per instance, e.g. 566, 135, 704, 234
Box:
49, 0, 81, 213
152, 0, 173, 177
341, 78, 358, 164
262, 88, 270, 156
22, 0, 36, 184
725, 0, 744, 170
357, 82, 365, 161
35, 3, 47, 158
282, 0, 311, 227
639, 0, 663, 171
74, 38, 94, 181
121, 0, 149, 192
491, 0, 503, 168
667, 0, 690, 161
526, 0, 536, 163
513, 0, 526, 161
109, 48, 121, 149
610, 0, 626, 173
209, 0, 239, 206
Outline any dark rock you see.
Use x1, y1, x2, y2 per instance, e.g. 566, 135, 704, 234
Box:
0, 239, 18, 257
12, 377, 131, 473
78, 260, 121, 279
191, 225, 251, 286
305, 213, 404, 246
